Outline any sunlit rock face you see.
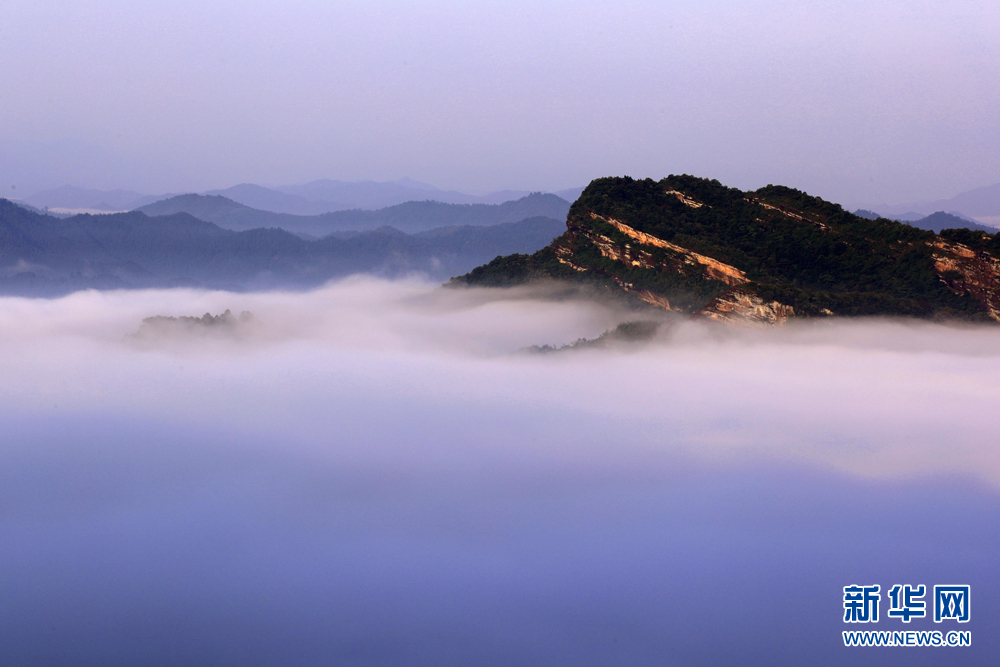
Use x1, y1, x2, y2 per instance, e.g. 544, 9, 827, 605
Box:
697, 288, 796, 325
931, 239, 1000, 320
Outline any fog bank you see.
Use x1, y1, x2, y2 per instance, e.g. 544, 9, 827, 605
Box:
1, 279, 996, 665
3, 278, 998, 483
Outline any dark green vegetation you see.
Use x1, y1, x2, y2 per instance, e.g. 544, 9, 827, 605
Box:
138, 192, 571, 236
0, 199, 564, 296
454, 176, 1000, 321
129, 309, 255, 340
526, 320, 662, 353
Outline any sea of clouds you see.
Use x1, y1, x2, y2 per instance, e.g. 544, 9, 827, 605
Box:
1, 278, 997, 666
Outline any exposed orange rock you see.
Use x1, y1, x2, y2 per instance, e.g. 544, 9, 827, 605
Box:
664, 189, 705, 208
553, 245, 588, 272
930, 240, 1000, 321
550, 213, 762, 318
746, 196, 829, 230
697, 289, 796, 325
635, 290, 673, 310
589, 213, 750, 286
932, 240, 977, 259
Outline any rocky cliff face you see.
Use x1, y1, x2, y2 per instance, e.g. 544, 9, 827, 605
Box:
697, 289, 796, 325
930, 240, 1000, 321
452, 176, 1000, 325
551, 213, 754, 313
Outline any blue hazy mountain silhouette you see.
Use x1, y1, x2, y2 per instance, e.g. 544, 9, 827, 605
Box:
0, 198, 565, 296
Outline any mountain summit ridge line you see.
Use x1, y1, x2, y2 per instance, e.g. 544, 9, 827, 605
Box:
452, 176, 1000, 324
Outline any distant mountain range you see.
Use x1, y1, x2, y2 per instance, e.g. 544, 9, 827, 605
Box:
135, 193, 571, 237
201, 184, 336, 216
454, 176, 1000, 324
18, 179, 587, 216
269, 178, 531, 210
19, 179, 1000, 227
864, 182, 1000, 228
853, 209, 996, 233
0, 199, 564, 296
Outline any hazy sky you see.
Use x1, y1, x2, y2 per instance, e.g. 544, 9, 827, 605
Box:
2, 0, 999, 206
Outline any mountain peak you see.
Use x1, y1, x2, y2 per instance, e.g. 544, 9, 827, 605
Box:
452, 176, 1000, 324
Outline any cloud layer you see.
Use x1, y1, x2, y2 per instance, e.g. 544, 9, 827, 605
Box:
0, 280, 997, 665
